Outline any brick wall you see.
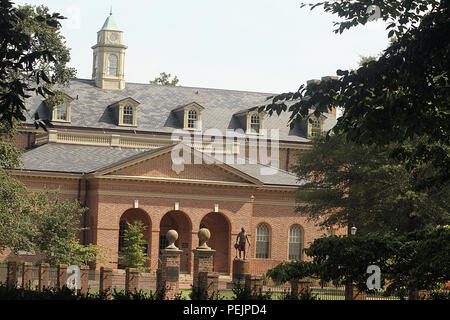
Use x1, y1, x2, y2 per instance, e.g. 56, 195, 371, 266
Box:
7, 157, 333, 276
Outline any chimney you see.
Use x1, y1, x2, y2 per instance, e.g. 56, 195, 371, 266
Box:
306, 77, 339, 119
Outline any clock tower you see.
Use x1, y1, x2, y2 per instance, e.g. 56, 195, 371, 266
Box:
92, 10, 127, 90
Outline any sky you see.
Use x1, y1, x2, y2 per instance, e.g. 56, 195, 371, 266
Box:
14, 0, 390, 94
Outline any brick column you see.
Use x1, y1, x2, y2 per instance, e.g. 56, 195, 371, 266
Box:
7, 261, 18, 288
125, 268, 140, 294
193, 248, 215, 289
57, 264, 68, 290
232, 259, 250, 287
345, 284, 366, 300
157, 248, 182, 300
99, 266, 113, 299
22, 262, 33, 289
245, 275, 263, 296
79, 266, 90, 296
198, 272, 219, 299
38, 263, 50, 291
290, 279, 311, 299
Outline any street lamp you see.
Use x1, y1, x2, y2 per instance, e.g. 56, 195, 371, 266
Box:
350, 226, 357, 235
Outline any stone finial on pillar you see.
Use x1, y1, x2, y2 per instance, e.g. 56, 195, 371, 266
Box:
157, 230, 182, 300
192, 228, 217, 296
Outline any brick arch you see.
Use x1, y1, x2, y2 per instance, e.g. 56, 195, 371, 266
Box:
118, 208, 152, 268
200, 212, 231, 274
159, 210, 192, 273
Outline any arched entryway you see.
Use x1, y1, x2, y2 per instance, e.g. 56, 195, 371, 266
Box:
159, 211, 192, 273
118, 208, 152, 269
200, 212, 231, 274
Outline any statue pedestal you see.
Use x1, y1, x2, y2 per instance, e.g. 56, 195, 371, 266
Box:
232, 259, 250, 286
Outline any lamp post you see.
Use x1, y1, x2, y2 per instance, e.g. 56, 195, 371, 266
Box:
350, 226, 357, 236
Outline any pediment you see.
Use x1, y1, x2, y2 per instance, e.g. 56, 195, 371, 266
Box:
96, 144, 262, 185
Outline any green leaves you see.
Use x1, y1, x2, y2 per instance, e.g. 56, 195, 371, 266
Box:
0, 1, 75, 129
118, 221, 148, 270
149, 72, 180, 86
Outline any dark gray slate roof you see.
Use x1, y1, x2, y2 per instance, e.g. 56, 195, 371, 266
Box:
19, 143, 303, 186
24, 78, 337, 143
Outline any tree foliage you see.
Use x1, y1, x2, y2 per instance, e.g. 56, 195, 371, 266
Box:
118, 221, 148, 270
259, 0, 449, 187
149, 72, 179, 86
0, 0, 75, 130
293, 134, 450, 235
266, 260, 316, 285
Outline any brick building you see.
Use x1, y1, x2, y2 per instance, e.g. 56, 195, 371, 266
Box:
3, 12, 341, 275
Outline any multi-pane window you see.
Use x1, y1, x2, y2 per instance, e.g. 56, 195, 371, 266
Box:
187, 109, 198, 129
255, 224, 270, 259
310, 118, 321, 137
122, 105, 134, 125
250, 114, 260, 133
108, 54, 118, 76
56, 102, 68, 121
118, 220, 127, 253
288, 225, 303, 260
159, 234, 168, 250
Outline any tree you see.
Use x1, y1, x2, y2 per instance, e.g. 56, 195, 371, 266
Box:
118, 221, 148, 270
150, 72, 179, 86
293, 134, 450, 236
259, 0, 449, 188
0, 0, 75, 131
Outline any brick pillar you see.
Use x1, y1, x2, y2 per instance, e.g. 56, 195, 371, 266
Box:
409, 289, 430, 300
198, 272, 219, 299
245, 275, 263, 296
57, 264, 68, 290
125, 268, 140, 294
193, 248, 215, 289
79, 266, 90, 296
99, 266, 113, 299
157, 248, 182, 300
22, 262, 33, 289
7, 261, 18, 288
232, 259, 250, 287
38, 263, 50, 291
345, 284, 366, 300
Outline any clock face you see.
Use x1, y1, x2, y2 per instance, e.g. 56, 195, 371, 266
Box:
109, 33, 117, 42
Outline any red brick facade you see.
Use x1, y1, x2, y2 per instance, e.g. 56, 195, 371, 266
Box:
2, 146, 336, 276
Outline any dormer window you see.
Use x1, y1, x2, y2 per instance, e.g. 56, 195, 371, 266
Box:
122, 104, 134, 125
108, 54, 118, 76
109, 97, 140, 127
56, 102, 68, 120
187, 109, 198, 129
308, 116, 324, 138
49, 94, 73, 123
250, 113, 260, 133
172, 102, 204, 131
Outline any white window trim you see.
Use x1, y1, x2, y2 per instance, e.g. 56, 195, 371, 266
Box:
246, 111, 265, 135
308, 115, 324, 138
183, 106, 202, 131
51, 99, 72, 123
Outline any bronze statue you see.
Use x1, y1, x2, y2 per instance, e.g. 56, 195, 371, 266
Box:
235, 227, 250, 260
